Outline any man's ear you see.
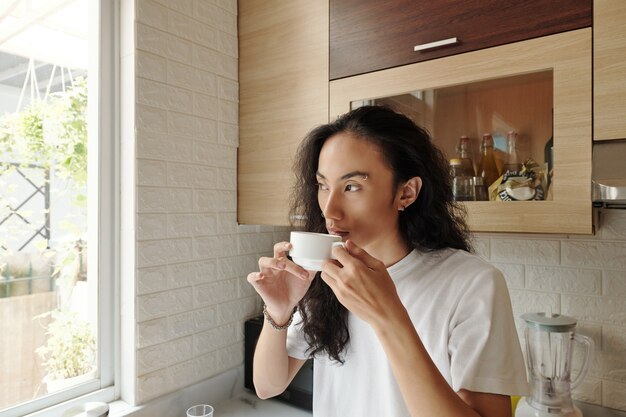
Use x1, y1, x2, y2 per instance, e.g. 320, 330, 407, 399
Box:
397, 177, 421, 211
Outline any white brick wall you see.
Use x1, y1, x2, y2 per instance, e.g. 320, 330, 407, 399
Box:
475, 209, 626, 410
130, 0, 286, 404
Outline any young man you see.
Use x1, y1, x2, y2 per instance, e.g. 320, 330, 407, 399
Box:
247, 106, 527, 417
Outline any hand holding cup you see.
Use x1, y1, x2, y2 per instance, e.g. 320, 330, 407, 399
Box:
289, 231, 345, 271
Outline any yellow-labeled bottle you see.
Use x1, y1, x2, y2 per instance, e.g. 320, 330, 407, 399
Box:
477, 133, 501, 189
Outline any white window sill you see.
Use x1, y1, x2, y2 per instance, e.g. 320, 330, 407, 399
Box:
108, 400, 141, 417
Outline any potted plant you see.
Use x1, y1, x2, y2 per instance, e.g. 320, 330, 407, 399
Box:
35, 308, 96, 393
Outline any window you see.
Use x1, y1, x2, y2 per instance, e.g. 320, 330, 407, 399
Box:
0, 1, 117, 416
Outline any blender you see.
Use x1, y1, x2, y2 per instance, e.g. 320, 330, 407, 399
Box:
516, 312, 594, 417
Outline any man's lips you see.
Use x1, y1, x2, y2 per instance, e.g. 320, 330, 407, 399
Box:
328, 228, 349, 237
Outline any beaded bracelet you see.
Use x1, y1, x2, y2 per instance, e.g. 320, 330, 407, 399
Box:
262, 304, 297, 331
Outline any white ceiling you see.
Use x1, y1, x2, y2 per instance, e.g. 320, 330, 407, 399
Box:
0, 0, 88, 92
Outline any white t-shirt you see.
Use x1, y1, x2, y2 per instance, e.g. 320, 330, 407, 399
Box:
286, 248, 528, 417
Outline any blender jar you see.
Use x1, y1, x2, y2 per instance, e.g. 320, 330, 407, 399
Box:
521, 312, 594, 415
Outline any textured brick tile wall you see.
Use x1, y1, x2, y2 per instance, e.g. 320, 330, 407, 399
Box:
132, 0, 288, 403
476, 209, 626, 411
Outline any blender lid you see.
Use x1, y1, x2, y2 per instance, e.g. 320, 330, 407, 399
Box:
521, 312, 578, 331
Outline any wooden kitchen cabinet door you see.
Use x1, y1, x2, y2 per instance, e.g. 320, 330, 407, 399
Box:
238, 1, 329, 225
331, 29, 592, 234
330, 0, 591, 80
594, 0, 626, 141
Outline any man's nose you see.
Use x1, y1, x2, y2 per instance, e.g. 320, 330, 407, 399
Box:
322, 189, 342, 220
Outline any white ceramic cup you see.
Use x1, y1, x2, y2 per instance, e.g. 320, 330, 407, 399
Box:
289, 231, 345, 271
186, 404, 213, 417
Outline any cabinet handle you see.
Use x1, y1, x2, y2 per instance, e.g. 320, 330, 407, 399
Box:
413, 37, 459, 52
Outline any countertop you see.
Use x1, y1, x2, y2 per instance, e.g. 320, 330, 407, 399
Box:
213, 392, 626, 417
214, 391, 312, 417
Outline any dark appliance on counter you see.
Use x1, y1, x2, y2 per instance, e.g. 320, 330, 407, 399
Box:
244, 314, 313, 411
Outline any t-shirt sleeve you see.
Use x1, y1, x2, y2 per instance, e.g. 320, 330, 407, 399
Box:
448, 266, 529, 396
286, 309, 311, 360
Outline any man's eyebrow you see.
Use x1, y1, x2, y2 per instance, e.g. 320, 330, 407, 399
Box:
316, 171, 369, 180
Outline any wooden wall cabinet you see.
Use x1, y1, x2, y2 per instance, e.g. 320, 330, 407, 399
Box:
594, 0, 626, 141
330, 30, 592, 234
238, 3, 594, 234
330, 0, 591, 80
238, 1, 329, 225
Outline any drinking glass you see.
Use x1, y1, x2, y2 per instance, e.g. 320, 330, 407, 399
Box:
472, 176, 489, 201
186, 404, 214, 417
452, 176, 474, 201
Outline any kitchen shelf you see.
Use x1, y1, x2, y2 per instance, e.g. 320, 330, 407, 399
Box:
369, 70, 553, 178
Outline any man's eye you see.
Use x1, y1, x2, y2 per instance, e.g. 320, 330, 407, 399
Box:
345, 183, 361, 192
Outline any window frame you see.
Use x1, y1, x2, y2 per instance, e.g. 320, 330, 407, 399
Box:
1, 0, 120, 415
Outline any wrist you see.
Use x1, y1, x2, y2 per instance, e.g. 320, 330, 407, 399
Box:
264, 304, 295, 323
371, 303, 411, 336
263, 304, 297, 331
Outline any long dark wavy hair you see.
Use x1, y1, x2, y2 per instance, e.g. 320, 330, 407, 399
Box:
290, 105, 472, 363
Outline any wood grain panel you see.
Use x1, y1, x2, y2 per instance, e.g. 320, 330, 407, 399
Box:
432, 72, 552, 169
594, 0, 626, 140
375, 73, 554, 174
465, 201, 591, 234
330, 0, 591, 79
330, 29, 592, 234
238, 1, 329, 225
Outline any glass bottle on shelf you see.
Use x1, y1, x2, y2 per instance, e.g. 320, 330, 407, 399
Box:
502, 130, 522, 175
478, 133, 501, 190
449, 158, 461, 178
544, 135, 553, 188
456, 135, 476, 177
472, 176, 489, 201
450, 158, 473, 201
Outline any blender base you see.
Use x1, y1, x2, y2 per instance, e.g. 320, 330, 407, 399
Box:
515, 398, 583, 417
